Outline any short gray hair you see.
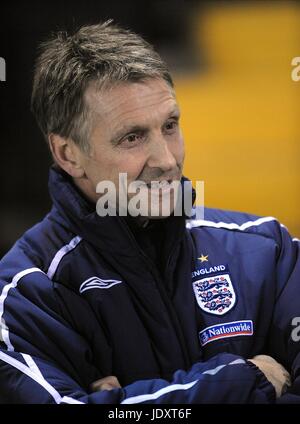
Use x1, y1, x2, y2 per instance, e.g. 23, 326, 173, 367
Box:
31, 20, 174, 152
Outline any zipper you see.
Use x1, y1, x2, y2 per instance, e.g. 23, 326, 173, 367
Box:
121, 218, 192, 370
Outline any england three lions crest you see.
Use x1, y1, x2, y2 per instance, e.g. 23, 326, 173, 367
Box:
192, 273, 236, 315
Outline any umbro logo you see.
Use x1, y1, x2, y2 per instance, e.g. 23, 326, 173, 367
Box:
79, 276, 123, 294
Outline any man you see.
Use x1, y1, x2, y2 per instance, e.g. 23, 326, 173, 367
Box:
0, 21, 298, 404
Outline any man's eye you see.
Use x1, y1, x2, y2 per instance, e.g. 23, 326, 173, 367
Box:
118, 133, 143, 147
126, 134, 140, 143
164, 120, 178, 132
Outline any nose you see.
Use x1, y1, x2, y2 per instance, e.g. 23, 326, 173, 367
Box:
146, 133, 177, 172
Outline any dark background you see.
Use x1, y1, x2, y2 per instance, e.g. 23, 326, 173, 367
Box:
0, 0, 202, 257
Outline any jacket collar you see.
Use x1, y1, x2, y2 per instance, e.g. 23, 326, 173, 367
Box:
48, 165, 193, 262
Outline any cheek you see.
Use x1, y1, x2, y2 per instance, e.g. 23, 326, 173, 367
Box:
172, 133, 185, 165
115, 151, 148, 182
83, 154, 116, 186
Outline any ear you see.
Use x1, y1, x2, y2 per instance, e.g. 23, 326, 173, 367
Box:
48, 134, 85, 178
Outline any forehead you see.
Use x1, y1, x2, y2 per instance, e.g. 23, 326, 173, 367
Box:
85, 78, 178, 130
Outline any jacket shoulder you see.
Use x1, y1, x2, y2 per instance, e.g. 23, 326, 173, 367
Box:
187, 206, 284, 242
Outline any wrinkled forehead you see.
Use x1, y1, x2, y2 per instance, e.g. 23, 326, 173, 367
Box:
84, 78, 179, 125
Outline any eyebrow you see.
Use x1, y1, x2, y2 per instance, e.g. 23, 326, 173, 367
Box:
110, 107, 180, 145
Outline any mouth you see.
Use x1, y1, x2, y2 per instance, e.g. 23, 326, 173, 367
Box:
145, 179, 177, 190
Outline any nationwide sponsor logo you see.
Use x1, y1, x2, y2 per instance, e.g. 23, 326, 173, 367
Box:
79, 276, 123, 294
192, 273, 236, 315
199, 320, 254, 346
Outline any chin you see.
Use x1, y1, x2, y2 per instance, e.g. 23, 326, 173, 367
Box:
147, 214, 172, 220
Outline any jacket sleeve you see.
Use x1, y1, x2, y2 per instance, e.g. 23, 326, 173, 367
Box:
264, 222, 300, 403
0, 349, 274, 404
0, 260, 275, 404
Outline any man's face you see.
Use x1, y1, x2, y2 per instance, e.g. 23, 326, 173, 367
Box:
78, 78, 185, 218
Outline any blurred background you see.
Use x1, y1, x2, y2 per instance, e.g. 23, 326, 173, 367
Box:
0, 0, 299, 257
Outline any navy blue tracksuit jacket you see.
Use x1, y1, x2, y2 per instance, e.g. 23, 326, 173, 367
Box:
0, 166, 299, 404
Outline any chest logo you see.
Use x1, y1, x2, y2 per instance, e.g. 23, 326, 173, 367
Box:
199, 320, 253, 346
79, 276, 123, 294
192, 273, 236, 315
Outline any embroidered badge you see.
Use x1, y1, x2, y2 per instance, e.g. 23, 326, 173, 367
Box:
199, 320, 254, 346
79, 276, 122, 294
192, 273, 236, 315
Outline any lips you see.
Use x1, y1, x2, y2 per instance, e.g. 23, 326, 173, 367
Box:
146, 179, 174, 189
